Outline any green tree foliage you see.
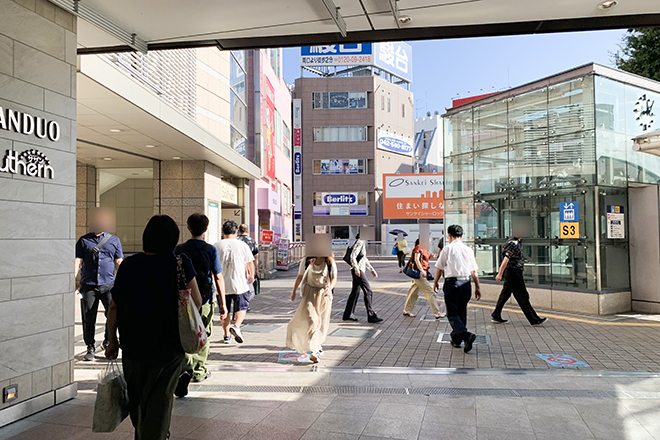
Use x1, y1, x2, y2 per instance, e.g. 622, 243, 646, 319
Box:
614, 28, 660, 82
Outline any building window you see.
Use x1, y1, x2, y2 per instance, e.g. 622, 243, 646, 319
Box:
381, 95, 385, 110
388, 98, 391, 113
313, 126, 368, 142
283, 122, 291, 158
313, 159, 368, 174
230, 51, 247, 103
313, 92, 367, 109
402, 104, 405, 118
275, 110, 281, 150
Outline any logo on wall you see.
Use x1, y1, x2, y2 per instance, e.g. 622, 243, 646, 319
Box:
634, 93, 655, 131
0, 149, 54, 179
0, 107, 61, 141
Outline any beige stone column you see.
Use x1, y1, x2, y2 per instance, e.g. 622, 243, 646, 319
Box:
75, 162, 97, 239
0, 0, 78, 423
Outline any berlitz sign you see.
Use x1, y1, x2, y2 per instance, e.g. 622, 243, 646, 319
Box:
0, 149, 55, 179
322, 193, 357, 205
0, 107, 61, 142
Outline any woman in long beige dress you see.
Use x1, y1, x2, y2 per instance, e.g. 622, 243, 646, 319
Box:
287, 256, 337, 363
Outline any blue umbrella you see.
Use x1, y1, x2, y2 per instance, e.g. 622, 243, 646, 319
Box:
389, 229, 408, 236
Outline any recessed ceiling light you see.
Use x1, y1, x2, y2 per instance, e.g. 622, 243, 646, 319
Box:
597, 0, 617, 9
132, 173, 139, 176
399, 15, 412, 24
109, 129, 122, 133
143, 169, 150, 172
172, 156, 181, 160
103, 157, 113, 161
145, 144, 156, 148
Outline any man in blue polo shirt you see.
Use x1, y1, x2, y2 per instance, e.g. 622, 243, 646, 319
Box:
74, 209, 123, 361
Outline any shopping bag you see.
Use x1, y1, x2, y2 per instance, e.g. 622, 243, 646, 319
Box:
177, 256, 208, 354
92, 361, 129, 432
391, 245, 398, 256
402, 246, 411, 255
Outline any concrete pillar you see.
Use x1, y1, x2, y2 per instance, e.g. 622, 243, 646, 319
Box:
0, 0, 77, 425
75, 162, 97, 239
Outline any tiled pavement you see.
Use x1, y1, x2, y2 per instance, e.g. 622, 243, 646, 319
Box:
4, 368, 660, 440
5, 259, 660, 439
178, 260, 660, 372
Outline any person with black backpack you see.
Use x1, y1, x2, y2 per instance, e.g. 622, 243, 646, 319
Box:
173, 213, 227, 397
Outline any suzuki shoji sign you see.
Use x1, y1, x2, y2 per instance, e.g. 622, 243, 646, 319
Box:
293, 99, 302, 241
377, 130, 414, 156
383, 173, 444, 219
301, 42, 412, 82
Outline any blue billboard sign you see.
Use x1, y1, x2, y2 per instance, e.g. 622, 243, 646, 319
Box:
559, 202, 579, 222
293, 152, 302, 175
374, 42, 412, 82
301, 44, 372, 56
377, 130, 414, 156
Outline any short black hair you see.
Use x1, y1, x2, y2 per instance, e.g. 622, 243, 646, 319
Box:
222, 220, 239, 236
238, 224, 249, 234
415, 238, 420, 246
143, 215, 180, 254
447, 224, 463, 238
187, 213, 209, 237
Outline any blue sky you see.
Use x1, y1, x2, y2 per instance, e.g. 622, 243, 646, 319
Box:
283, 29, 627, 118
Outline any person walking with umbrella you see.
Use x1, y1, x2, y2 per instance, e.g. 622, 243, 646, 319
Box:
391, 229, 409, 273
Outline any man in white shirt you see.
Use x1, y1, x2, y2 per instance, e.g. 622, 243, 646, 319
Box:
433, 224, 482, 354
214, 220, 255, 344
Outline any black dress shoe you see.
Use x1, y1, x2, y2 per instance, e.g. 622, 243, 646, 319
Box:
174, 371, 192, 398
368, 317, 383, 323
464, 333, 477, 354
343, 317, 358, 322
491, 316, 508, 324
450, 341, 462, 348
532, 317, 548, 326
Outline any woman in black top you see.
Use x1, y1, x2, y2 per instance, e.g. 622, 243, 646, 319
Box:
106, 215, 202, 440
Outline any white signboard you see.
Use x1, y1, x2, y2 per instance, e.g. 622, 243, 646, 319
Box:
207, 201, 219, 243
293, 99, 302, 241
377, 130, 414, 156
383, 174, 444, 198
607, 205, 625, 239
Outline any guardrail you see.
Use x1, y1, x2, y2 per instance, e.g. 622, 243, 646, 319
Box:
258, 241, 305, 278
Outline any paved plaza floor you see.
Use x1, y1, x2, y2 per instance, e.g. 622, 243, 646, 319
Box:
4, 258, 660, 439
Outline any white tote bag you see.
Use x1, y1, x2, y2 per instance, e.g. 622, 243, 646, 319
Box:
176, 256, 208, 354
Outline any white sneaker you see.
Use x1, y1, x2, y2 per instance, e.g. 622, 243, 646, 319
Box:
318, 346, 323, 356
230, 325, 244, 343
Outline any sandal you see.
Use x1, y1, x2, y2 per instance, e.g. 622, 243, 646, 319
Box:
402, 310, 416, 318
435, 312, 447, 319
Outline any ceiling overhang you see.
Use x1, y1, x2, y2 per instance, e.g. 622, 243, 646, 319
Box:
50, 0, 660, 54
77, 55, 261, 180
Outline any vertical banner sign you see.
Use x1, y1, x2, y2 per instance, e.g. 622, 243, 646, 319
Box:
265, 77, 277, 180
277, 238, 290, 268
207, 201, 219, 244
607, 205, 625, 239
293, 99, 303, 241
559, 201, 580, 239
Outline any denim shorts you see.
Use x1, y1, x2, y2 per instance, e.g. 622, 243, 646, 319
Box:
226, 291, 251, 313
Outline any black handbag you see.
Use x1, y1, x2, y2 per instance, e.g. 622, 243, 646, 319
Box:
342, 243, 364, 266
